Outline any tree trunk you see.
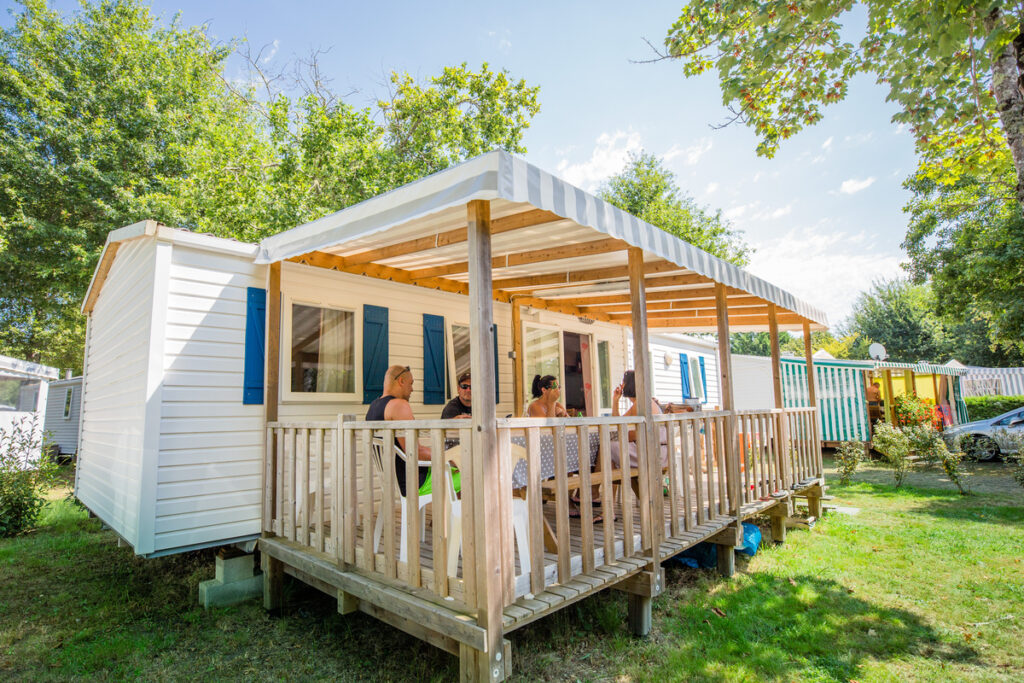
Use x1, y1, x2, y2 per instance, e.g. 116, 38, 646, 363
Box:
989, 14, 1024, 212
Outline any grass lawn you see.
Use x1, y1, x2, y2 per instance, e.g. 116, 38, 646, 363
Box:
1, 461, 1022, 682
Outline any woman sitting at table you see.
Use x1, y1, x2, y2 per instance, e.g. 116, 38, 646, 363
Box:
527, 374, 569, 418
610, 370, 669, 470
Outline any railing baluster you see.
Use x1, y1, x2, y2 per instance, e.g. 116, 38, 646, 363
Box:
598, 423, 615, 567
577, 425, 595, 575
715, 416, 728, 516
666, 419, 680, 538
692, 418, 706, 526
264, 427, 274, 534
553, 424, 570, 583
316, 428, 325, 552
459, 426, 476, 609
297, 428, 308, 546
283, 428, 295, 541
679, 418, 693, 532
359, 429, 374, 572
430, 428, 448, 596
618, 423, 634, 557
526, 426, 545, 594
404, 427, 420, 589
498, 427, 514, 605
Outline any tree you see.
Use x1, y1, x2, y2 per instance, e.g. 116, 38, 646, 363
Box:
661, 2, 1024, 212
599, 151, 750, 265
0, 0, 541, 370
903, 164, 1024, 354
730, 329, 869, 359
846, 279, 946, 363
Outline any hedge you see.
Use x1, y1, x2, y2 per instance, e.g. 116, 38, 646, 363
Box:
963, 395, 1024, 421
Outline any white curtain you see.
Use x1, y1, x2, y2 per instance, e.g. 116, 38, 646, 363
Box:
317, 308, 353, 393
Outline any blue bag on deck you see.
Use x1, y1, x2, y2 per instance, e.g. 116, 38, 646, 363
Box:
738, 522, 762, 557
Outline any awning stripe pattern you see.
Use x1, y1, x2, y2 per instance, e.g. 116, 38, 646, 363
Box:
258, 151, 828, 326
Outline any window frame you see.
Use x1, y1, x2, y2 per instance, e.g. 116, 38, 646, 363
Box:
521, 321, 565, 401
688, 355, 705, 403
63, 387, 73, 419
446, 320, 470, 397
280, 293, 362, 403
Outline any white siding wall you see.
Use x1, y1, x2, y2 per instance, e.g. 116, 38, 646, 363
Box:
647, 336, 721, 408
279, 262, 633, 421
77, 238, 156, 548
732, 354, 776, 410
43, 378, 82, 454
154, 244, 267, 553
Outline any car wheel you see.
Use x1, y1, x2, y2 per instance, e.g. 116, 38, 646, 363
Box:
964, 435, 1001, 461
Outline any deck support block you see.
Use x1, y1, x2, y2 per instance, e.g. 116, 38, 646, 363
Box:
715, 543, 736, 578
199, 549, 262, 608
627, 594, 653, 636
460, 644, 508, 683
337, 589, 358, 615
261, 550, 284, 613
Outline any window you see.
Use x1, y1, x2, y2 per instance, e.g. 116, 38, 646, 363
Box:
688, 356, 705, 401
523, 325, 562, 395
597, 340, 612, 410
450, 323, 471, 387
288, 302, 356, 396
63, 388, 73, 419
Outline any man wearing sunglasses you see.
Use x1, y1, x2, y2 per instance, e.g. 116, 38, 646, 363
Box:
440, 372, 472, 419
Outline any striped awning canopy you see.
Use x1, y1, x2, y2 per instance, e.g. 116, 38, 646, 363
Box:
256, 151, 828, 333
874, 361, 967, 376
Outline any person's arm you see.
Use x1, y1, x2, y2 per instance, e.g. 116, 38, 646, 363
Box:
611, 384, 623, 417
526, 400, 543, 418
385, 398, 432, 461
554, 402, 568, 417
625, 400, 638, 441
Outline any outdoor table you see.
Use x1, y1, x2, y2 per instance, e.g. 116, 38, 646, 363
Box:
509, 431, 600, 489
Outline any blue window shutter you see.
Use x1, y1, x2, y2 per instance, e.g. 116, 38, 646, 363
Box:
679, 353, 691, 398
492, 324, 500, 404
698, 356, 708, 403
243, 287, 266, 405
363, 305, 389, 404
422, 314, 445, 405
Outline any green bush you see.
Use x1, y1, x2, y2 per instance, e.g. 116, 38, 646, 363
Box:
0, 416, 59, 537
834, 441, 864, 485
871, 422, 912, 487
963, 395, 1024, 421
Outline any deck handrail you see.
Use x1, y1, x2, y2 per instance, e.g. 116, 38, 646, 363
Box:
261, 407, 824, 613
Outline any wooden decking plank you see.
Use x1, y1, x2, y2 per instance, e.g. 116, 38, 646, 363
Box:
545, 584, 580, 600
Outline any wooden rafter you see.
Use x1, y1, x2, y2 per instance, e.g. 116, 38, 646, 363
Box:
647, 313, 808, 328
340, 209, 563, 266
580, 295, 766, 314
408, 236, 631, 279
555, 285, 743, 307
490, 259, 685, 290
286, 250, 621, 325
609, 306, 774, 320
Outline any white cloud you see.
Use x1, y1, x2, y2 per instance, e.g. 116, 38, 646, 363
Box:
704, 181, 719, 195
770, 204, 793, 219
723, 204, 748, 220
261, 39, 280, 64
555, 129, 643, 191
821, 136, 833, 151
487, 30, 512, 51
839, 177, 875, 194
844, 131, 874, 145
746, 226, 904, 325
683, 137, 713, 165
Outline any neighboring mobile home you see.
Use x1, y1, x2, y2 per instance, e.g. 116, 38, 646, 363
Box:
77, 151, 830, 681
43, 373, 83, 457
0, 355, 59, 459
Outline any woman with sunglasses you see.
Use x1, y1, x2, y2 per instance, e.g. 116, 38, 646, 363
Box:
526, 374, 569, 418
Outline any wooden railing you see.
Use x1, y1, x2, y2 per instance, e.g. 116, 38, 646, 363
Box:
262, 408, 824, 613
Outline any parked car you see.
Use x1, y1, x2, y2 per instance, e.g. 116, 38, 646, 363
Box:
942, 406, 1024, 460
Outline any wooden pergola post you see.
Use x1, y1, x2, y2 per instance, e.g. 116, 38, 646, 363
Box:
714, 283, 741, 576
905, 369, 916, 395
262, 261, 283, 612
767, 304, 791, 539
768, 304, 784, 409
511, 300, 524, 417
464, 199, 505, 682
621, 246, 662, 636
802, 321, 823, 516
883, 369, 896, 424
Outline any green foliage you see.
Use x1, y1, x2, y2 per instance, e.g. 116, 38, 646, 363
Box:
893, 393, 932, 427
847, 279, 946, 363
905, 424, 967, 494
904, 168, 1024, 352
0, 415, 59, 536
834, 441, 864, 485
870, 422, 912, 487
662, 2, 1019, 195
0, 0, 542, 370
963, 395, 1024, 421
599, 151, 750, 265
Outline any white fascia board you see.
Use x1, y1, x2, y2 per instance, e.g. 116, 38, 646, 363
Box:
0, 354, 60, 380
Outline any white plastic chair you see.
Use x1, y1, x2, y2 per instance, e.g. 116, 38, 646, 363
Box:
370, 438, 530, 580
371, 438, 462, 574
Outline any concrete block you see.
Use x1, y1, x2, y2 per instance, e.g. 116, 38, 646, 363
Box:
199, 552, 263, 608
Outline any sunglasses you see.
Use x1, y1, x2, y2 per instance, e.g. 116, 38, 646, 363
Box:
395, 366, 411, 379
548, 383, 560, 389
459, 383, 471, 390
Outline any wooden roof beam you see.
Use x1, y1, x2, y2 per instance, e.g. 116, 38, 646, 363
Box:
409, 236, 632, 279
646, 313, 809, 328
584, 296, 768, 314
340, 209, 563, 266
556, 284, 746, 307
609, 306, 774, 320
490, 259, 683, 290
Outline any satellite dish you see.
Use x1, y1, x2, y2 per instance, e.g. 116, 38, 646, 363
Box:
868, 343, 887, 361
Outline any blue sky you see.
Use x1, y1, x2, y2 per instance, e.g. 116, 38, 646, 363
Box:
5, 1, 918, 326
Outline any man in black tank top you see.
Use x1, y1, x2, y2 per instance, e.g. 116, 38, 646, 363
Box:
366, 364, 432, 496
